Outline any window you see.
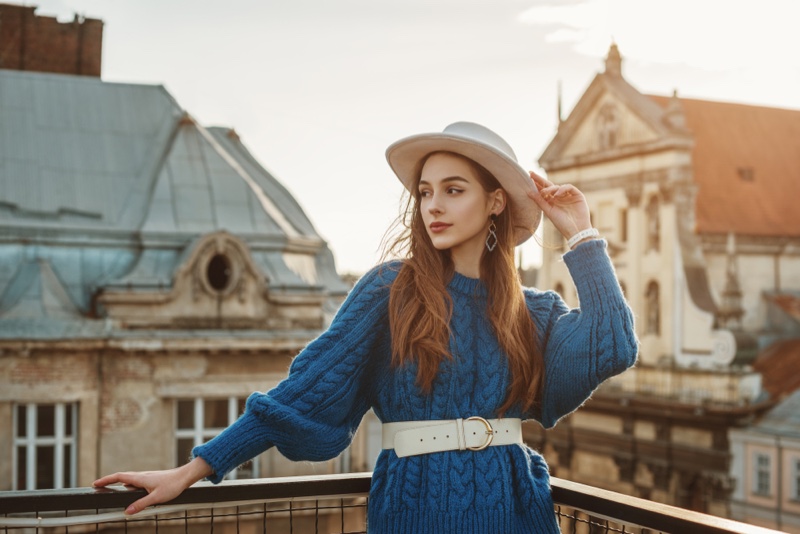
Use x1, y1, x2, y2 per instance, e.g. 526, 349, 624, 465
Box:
175, 398, 258, 480
753, 453, 771, 496
645, 281, 660, 335
619, 208, 628, 243
13, 403, 78, 490
646, 196, 660, 252
794, 458, 800, 501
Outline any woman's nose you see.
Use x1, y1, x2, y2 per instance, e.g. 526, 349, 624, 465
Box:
427, 195, 443, 214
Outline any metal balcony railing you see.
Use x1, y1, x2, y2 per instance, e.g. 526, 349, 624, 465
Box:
0, 473, 786, 534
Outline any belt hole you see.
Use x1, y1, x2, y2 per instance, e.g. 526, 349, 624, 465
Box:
446, 435, 450, 438
420, 439, 423, 442
433, 437, 436, 440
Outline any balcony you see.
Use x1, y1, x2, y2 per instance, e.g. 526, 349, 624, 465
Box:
0, 473, 786, 533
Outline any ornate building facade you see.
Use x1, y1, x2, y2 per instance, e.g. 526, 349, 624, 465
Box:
532, 44, 800, 528
0, 67, 358, 504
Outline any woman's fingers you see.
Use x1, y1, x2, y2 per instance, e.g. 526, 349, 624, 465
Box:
93, 472, 136, 488
93, 472, 152, 515
126, 492, 161, 515
533, 185, 563, 201
529, 171, 551, 190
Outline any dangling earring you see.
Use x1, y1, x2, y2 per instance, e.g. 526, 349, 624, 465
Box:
486, 215, 498, 252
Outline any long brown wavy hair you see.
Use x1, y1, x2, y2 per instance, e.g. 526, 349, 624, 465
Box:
384, 151, 543, 415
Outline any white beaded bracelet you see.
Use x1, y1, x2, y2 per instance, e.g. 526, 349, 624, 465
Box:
567, 228, 600, 249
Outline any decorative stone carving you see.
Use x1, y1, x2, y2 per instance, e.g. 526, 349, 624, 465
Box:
658, 181, 675, 204
624, 180, 643, 207
194, 234, 243, 299
662, 90, 687, 131
597, 103, 620, 151
98, 231, 283, 329
709, 330, 737, 366
716, 233, 745, 330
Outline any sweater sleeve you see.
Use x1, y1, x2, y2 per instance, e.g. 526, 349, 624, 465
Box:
192, 262, 398, 483
526, 239, 638, 428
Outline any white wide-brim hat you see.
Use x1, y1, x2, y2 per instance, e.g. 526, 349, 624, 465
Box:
386, 121, 541, 246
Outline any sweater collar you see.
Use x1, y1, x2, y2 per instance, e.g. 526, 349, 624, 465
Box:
448, 271, 487, 297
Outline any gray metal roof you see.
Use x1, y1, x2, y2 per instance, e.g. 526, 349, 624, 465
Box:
0, 70, 179, 230
750, 389, 800, 438
0, 69, 348, 339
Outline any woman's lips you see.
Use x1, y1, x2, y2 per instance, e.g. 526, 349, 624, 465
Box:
429, 222, 452, 233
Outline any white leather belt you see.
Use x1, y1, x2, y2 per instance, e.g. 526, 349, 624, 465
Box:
382, 417, 522, 458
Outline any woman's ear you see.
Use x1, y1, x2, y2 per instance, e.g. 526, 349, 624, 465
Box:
490, 189, 507, 216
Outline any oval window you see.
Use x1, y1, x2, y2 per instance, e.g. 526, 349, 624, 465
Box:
206, 254, 232, 291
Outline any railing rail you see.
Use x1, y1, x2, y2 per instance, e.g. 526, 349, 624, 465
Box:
0, 473, 787, 534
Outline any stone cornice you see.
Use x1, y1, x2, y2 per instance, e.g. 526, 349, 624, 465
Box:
0, 333, 318, 353
541, 137, 693, 173
700, 233, 800, 256
547, 166, 693, 199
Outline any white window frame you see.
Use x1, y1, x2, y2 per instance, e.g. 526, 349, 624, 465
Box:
753, 452, 771, 496
174, 397, 258, 480
12, 403, 78, 490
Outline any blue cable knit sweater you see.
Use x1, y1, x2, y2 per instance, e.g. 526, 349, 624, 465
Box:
193, 239, 638, 533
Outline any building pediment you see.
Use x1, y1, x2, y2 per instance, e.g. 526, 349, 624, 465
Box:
540, 52, 692, 172
97, 231, 325, 330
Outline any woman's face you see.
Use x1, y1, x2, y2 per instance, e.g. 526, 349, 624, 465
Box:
418, 152, 503, 262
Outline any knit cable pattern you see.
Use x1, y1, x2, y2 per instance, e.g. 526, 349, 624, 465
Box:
194, 241, 638, 533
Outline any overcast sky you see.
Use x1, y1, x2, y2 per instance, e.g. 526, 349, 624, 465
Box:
31, 0, 800, 274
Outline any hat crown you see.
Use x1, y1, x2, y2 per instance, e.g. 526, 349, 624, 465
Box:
443, 122, 518, 163
385, 121, 541, 245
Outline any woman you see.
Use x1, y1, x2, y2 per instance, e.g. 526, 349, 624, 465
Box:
95, 122, 638, 532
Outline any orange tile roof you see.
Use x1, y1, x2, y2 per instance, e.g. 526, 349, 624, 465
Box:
753, 338, 800, 399
765, 293, 800, 323
650, 96, 800, 237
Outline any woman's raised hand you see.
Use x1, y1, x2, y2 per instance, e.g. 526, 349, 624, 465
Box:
93, 456, 213, 515
527, 171, 593, 244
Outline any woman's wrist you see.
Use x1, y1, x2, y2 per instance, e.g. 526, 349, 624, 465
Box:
566, 228, 599, 249
181, 456, 214, 485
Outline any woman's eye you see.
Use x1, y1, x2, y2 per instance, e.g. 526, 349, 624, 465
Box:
447, 187, 463, 194
419, 190, 430, 197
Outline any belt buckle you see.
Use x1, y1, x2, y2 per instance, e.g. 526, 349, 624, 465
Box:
466, 416, 494, 451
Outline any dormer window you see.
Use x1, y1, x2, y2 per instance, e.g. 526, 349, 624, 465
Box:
206, 253, 232, 292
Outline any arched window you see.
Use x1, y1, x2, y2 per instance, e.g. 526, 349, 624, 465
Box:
645, 281, 660, 335
646, 195, 660, 252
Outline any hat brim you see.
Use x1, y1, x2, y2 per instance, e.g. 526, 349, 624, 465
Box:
386, 133, 542, 246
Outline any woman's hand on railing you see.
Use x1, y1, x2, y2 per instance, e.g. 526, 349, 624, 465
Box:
93, 456, 213, 515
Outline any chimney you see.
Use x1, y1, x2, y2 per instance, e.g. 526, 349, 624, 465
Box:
0, 2, 103, 76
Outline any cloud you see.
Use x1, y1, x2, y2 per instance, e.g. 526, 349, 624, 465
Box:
518, 0, 800, 71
